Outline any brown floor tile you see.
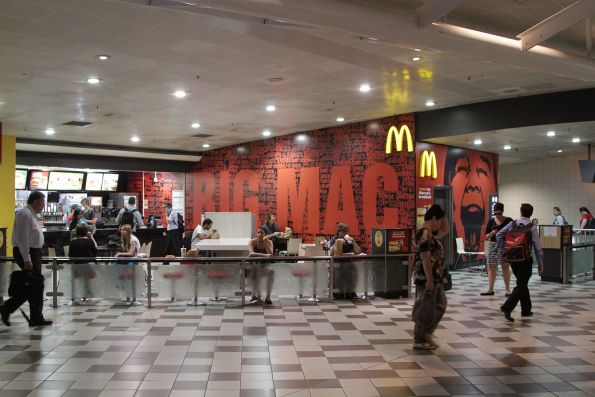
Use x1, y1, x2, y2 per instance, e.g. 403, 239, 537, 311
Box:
172, 381, 208, 389
376, 386, 415, 397
210, 373, 241, 381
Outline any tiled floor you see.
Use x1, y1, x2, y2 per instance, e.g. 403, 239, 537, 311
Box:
1, 271, 595, 397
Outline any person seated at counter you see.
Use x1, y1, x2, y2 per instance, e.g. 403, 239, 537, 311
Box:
248, 227, 275, 305
68, 209, 87, 241
69, 224, 98, 299
116, 197, 144, 231
115, 225, 141, 258
190, 218, 214, 250
81, 198, 97, 234
329, 222, 362, 300
261, 214, 285, 253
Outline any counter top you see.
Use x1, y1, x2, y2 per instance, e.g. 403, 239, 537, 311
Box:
197, 238, 251, 251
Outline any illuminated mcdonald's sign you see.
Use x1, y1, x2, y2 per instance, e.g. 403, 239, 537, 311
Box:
385, 125, 414, 154
419, 150, 437, 179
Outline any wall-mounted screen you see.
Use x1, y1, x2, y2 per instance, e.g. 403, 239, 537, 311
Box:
89, 196, 103, 206
15, 169, 27, 190
48, 171, 84, 191
102, 173, 119, 191
85, 173, 103, 191
29, 171, 49, 190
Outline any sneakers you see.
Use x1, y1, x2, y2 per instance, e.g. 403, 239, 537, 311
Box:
521, 311, 533, 317
0, 307, 10, 327
413, 341, 437, 350
480, 291, 494, 296
29, 319, 53, 327
500, 306, 514, 322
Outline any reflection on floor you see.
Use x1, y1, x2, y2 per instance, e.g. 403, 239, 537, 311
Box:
1, 271, 595, 397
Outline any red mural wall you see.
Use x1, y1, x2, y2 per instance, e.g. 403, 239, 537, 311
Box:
416, 142, 499, 253
127, 172, 188, 226
187, 114, 417, 251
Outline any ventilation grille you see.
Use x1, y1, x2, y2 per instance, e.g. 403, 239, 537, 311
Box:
191, 133, 213, 138
62, 121, 92, 127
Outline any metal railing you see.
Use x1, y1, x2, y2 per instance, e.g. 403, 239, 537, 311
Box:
0, 254, 410, 308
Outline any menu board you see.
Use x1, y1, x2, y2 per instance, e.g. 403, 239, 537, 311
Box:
102, 173, 119, 191
15, 169, 28, 190
85, 173, 103, 191
48, 171, 84, 191
29, 171, 49, 190
89, 196, 103, 206
387, 229, 412, 254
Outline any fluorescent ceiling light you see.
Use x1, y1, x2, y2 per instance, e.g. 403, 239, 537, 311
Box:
45, 128, 55, 135
474, 139, 482, 145
262, 130, 272, 137
414, 48, 422, 52
191, 122, 200, 129
425, 99, 435, 107
296, 134, 307, 142
173, 90, 187, 98
336, 117, 345, 122
202, 143, 210, 148
96, 55, 110, 60
503, 145, 511, 150
359, 83, 371, 93
557, 149, 563, 153
572, 137, 581, 143
87, 77, 100, 85
131, 136, 140, 143
412, 56, 422, 62
547, 130, 556, 137
265, 105, 276, 112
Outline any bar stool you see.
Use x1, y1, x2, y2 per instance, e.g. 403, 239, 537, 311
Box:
117, 263, 140, 306
70, 262, 96, 305
291, 266, 311, 299
162, 266, 184, 302
184, 251, 206, 306
207, 269, 228, 302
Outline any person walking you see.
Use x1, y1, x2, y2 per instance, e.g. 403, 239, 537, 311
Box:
0, 191, 53, 327
481, 202, 512, 296
497, 203, 544, 321
411, 204, 449, 350
163, 202, 180, 256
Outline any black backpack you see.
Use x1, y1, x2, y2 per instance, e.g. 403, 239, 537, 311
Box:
177, 213, 185, 233
120, 208, 137, 228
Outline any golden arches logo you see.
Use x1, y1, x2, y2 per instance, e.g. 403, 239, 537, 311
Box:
419, 150, 437, 179
385, 125, 414, 154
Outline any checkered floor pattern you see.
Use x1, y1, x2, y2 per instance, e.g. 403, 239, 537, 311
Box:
1, 271, 595, 397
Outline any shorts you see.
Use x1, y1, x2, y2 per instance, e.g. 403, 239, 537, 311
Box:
487, 241, 507, 267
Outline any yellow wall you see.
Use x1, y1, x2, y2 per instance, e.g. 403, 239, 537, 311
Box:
0, 135, 16, 255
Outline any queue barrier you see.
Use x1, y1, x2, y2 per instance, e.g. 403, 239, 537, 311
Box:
0, 254, 411, 308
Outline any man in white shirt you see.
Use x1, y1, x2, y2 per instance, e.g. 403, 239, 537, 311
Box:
190, 218, 213, 251
116, 197, 144, 231
0, 191, 52, 327
163, 202, 180, 256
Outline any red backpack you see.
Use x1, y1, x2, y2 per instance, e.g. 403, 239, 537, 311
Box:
504, 221, 533, 263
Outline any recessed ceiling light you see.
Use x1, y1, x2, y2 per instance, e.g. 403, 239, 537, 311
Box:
412, 56, 422, 62
425, 99, 435, 107
296, 134, 307, 142
87, 77, 101, 85
503, 145, 511, 150
474, 139, 482, 145
262, 129, 272, 137
191, 122, 200, 129
45, 128, 55, 135
131, 136, 140, 143
572, 137, 581, 143
96, 55, 110, 60
557, 149, 563, 153
414, 48, 422, 52
336, 117, 345, 122
547, 130, 556, 137
265, 105, 276, 112
173, 90, 187, 98
202, 143, 210, 148
359, 83, 371, 93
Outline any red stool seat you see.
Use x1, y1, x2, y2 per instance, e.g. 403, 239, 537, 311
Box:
207, 270, 228, 280
163, 270, 184, 278
292, 268, 312, 278
118, 270, 134, 279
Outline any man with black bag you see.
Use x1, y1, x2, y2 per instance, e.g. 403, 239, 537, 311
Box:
0, 191, 52, 327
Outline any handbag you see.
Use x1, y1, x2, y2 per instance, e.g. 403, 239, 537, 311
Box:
8, 270, 44, 298
442, 267, 453, 292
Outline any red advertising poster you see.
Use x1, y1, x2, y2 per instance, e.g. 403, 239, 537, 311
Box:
416, 142, 498, 253
29, 171, 49, 190
387, 229, 412, 254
